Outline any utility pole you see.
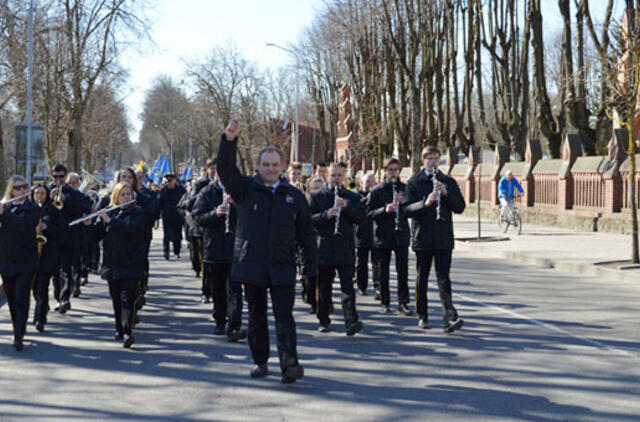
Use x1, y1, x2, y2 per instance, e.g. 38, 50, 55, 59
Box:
25, 0, 35, 184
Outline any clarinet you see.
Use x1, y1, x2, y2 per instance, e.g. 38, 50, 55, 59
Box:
434, 170, 445, 222
222, 186, 233, 235
333, 185, 342, 237
392, 180, 401, 232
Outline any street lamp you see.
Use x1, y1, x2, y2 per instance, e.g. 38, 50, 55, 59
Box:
266, 42, 300, 163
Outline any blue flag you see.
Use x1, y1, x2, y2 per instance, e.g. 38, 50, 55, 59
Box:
149, 154, 162, 184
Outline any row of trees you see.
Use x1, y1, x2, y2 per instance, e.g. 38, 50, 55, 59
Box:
0, 0, 148, 188
284, 0, 629, 174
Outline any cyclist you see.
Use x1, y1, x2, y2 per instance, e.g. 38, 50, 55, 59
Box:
498, 170, 524, 226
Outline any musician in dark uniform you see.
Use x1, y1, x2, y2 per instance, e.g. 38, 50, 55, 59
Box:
49, 164, 91, 313
135, 169, 160, 296
403, 146, 465, 333
157, 173, 186, 261
217, 119, 317, 384
367, 158, 412, 315
309, 162, 366, 335
93, 182, 147, 347
193, 167, 246, 342
0, 176, 39, 350
355, 173, 377, 297
31, 184, 65, 332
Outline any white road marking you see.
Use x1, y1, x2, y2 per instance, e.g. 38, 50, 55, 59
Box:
455, 292, 639, 360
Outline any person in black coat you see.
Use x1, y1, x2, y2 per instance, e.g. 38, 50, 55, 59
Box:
355, 173, 377, 297
403, 146, 466, 333
193, 173, 246, 342
157, 174, 186, 260
366, 158, 412, 315
309, 162, 366, 335
49, 164, 91, 313
135, 169, 160, 297
31, 184, 66, 332
217, 119, 317, 384
93, 182, 147, 348
0, 176, 39, 350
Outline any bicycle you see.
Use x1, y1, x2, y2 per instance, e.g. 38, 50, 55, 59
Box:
498, 196, 522, 235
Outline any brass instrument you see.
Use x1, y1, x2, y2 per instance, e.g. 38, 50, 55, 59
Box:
68, 199, 136, 226
333, 185, 342, 237
392, 180, 402, 232
52, 182, 64, 210
36, 200, 47, 258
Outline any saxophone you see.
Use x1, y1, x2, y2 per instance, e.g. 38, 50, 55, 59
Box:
36, 200, 47, 258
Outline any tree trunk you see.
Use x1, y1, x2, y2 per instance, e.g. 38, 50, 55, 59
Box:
0, 116, 5, 189
410, 81, 421, 174
627, 123, 639, 263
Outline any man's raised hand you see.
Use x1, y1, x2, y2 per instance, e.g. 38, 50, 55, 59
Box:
225, 119, 240, 141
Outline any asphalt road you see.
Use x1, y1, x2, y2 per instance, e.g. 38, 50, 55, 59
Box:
0, 230, 638, 421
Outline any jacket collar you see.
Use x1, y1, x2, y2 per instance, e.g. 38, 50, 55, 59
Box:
252, 173, 294, 194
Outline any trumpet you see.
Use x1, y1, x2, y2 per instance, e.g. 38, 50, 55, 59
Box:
222, 187, 233, 236
333, 185, 342, 237
392, 180, 402, 232
52, 182, 64, 210
68, 199, 136, 226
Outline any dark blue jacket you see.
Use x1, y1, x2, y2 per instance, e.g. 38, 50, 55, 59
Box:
309, 185, 366, 266
366, 181, 411, 249
158, 184, 186, 226
217, 134, 317, 286
178, 177, 210, 237
0, 200, 39, 277
192, 181, 236, 264
354, 189, 373, 248
403, 169, 465, 251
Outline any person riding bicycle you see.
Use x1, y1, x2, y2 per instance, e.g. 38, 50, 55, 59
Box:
498, 170, 524, 225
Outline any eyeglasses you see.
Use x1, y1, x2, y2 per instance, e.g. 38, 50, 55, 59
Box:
52, 174, 65, 179
13, 184, 28, 191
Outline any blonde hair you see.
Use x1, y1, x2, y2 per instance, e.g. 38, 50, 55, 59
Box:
109, 182, 136, 207
2, 175, 27, 201
306, 176, 325, 195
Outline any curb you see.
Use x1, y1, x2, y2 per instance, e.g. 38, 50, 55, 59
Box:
455, 239, 639, 283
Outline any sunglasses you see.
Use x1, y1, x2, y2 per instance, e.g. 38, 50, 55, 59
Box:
13, 184, 28, 190
52, 174, 66, 179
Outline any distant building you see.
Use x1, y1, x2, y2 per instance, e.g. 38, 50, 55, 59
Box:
268, 118, 329, 166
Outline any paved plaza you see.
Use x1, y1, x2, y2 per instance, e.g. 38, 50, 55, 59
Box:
0, 220, 638, 421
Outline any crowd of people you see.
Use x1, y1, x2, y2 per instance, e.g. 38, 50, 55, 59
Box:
0, 119, 466, 385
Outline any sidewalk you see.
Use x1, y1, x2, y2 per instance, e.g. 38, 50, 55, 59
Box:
453, 215, 640, 283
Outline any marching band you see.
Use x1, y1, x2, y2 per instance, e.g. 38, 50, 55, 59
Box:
0, 119, 466, 384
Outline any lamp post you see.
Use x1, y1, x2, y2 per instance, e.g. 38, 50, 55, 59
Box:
266, 42, 299, 163
25, 0, 35, 184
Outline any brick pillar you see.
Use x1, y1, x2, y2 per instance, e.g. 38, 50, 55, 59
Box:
466, 146, 480, 203
603, 128, 628, 212
522, 138, 542, 207
491, 144, 510, 206
558, 134, 582, 210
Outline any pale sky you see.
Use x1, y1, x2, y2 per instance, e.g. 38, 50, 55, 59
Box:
122, 0, 322, 143
122, 0, 625, 144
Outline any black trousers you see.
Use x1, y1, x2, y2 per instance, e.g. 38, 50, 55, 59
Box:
53, 253, 73, 305
227, 280, 243, 332
108, 278, 138, 336
2, 272, 32, 341
88, 238, 100, 272
356, 247, 379, 292
375, 246, 410, 307
204, 262, 231, 324
415, 249, 458, 323
163, 221, 182, 255
317, 265, 358, 327
244, 282, 298, 372
188, 236, 202, 275
33, 272, 52, 324
303, 274, 317, 310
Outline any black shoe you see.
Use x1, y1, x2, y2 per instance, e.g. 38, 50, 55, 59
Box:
36, 322, 45, 332
123, 334, 135, 348
164, 252, 170, 261
346, 320, 363, 336
398, 304, 412, 316
81, 278, 88, 286
72, 288, 81, 298
13, 338, 23, 351
114, 331, 124, 341
195, 272, 200, 278
359, 288, 367, 296
281, 365, 304, 384
59, 302, 71, 314
380, 306, 392, 314
318, 324, 330, 333
175, 253, 180, 259
250, 363, 268, 378
418, 318, 431, 329
444, 318, 464, 333
227, 329, 247, 343
214, 323, 226, 335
